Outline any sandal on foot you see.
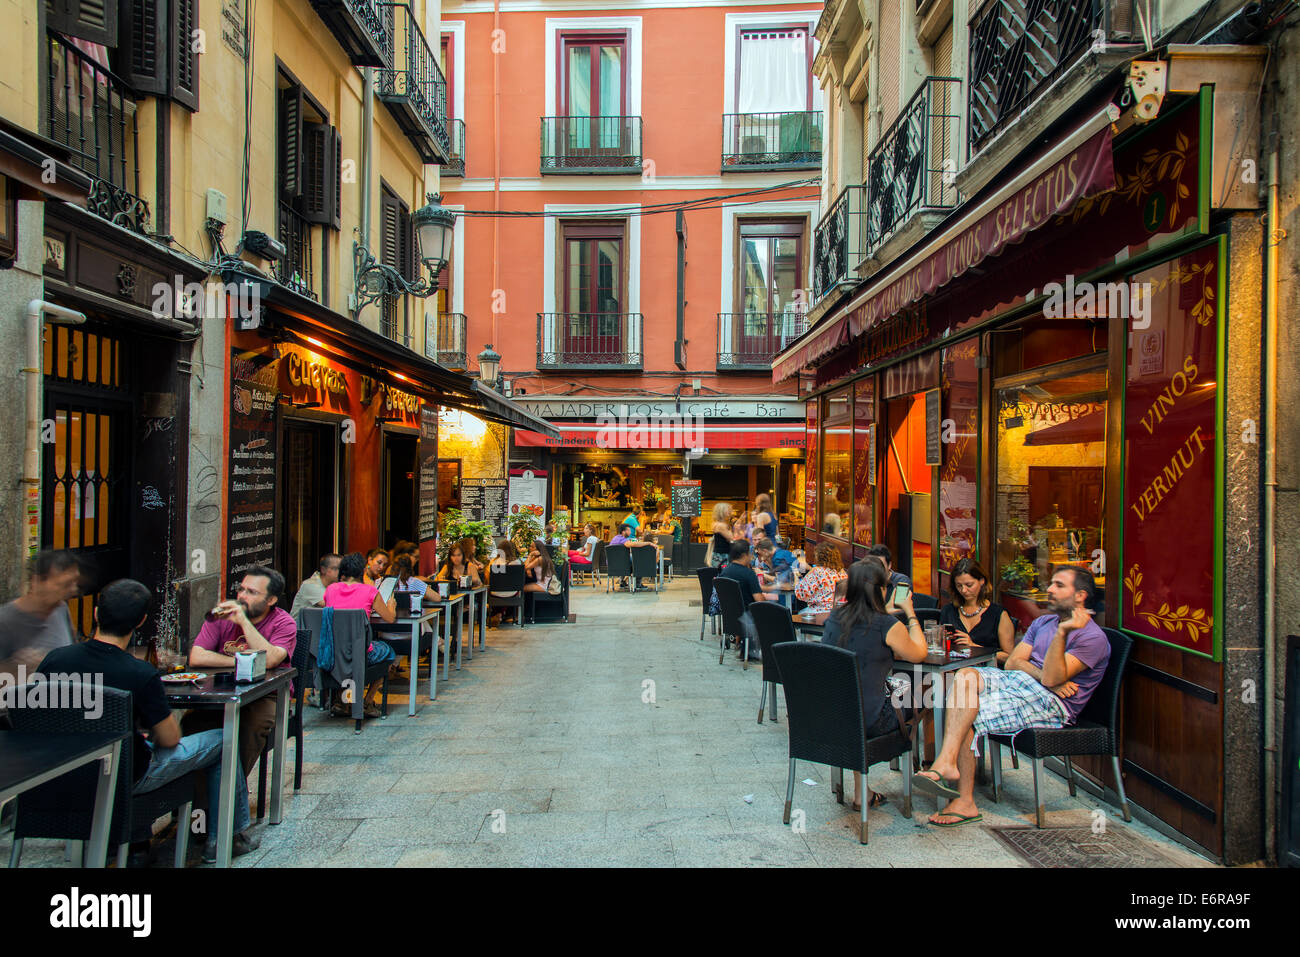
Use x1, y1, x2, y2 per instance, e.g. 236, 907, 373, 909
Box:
928, 811, 982, 828
852, 792, 888, 812
363, 704, 382, 719
911, 770, 960, 800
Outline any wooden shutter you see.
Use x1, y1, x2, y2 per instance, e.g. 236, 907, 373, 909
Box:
47, 0, 118, 46
399, 205, 414, 280
119, 0, 167, 97
380, 190, 400, 270
280, 85, 303, 200
301, 123, 341, 229
168, 0, 199, 112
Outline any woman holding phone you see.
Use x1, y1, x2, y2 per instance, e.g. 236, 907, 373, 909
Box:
938, 558, 1015, 664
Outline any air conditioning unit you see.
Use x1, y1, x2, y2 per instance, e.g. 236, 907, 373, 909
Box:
741, 135, 768, 155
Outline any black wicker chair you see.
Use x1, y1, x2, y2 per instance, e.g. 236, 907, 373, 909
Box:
255, 629, 313, 821
910, 592, 939, 609
486, 564, 526, 628
605, 544, 633, 593
988, 626, 1134, 827
630, 545, 659, 592
769, 641, 914, 844
750, 602, 796, 723
589, 540, 607, 586
695, 566, 720, 640
713, 576, 750, 667
9, 684, 194, 868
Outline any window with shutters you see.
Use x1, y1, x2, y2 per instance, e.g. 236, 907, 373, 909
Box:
276, 66, 337, 301
380, 184, 414, 347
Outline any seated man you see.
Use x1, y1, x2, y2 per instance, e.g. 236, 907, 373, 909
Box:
753, 538, 779, 588
0, 549, 82, 727
912, 567, 1111, 827
866, 544, 911, 589
289, 553, 340, 619
717, 539, 779, 661
35, 579, 256, 863
185, 566, 297, 812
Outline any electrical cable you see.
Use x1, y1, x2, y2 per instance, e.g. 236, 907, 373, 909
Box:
453, 179, 820, 219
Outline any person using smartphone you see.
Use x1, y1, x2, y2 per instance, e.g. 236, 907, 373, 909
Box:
938, 558, 1016, 664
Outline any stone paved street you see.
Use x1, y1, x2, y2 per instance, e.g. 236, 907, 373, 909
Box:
3, 578, 1214, 868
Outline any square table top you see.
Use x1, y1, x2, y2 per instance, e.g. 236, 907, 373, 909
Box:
160, 666, 296, 706
0, 731, 128, 795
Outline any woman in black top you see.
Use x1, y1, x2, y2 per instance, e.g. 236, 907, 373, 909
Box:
708, 502, 734, 568
821, 559, 928, 811
939, 558, 1015, 664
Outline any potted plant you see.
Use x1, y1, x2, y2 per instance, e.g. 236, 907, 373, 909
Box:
439, 508, 495, 565
1000, 557, 1037, 593
508, 511, 544, 556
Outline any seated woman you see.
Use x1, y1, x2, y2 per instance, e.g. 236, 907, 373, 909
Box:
324, 551, 398, 719
940, 557, 1016, 664
821, 559, 928, 810
434, 543, 483, 592
523, 540, 556, 596
794, 541, 848, 613
488, 540, 524, 625
568, 523, 598, 566
458, 536, 487, 580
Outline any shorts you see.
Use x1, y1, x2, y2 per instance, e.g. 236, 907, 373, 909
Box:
971, 669, 1069, 742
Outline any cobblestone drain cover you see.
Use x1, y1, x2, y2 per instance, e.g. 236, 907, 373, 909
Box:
988, 825, 1179, 868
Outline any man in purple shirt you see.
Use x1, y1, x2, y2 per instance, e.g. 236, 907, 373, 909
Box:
912, 566, 1110, 828
185, 566, 297, 816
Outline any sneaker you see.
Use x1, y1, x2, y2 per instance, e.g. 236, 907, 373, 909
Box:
202, 830, 263, 864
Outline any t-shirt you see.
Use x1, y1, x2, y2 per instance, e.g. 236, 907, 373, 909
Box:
609, 534, 630, 547
584, 536, 599, 558
0, 600, 75, 686
1020, 614, 1111, 723
622, 514, 640, 531
719, 562, 764, 608
324, 581, 380, 612
36, 639, 171, 783
192, 607, 298, 666
289, 573, 327, 619
889, 570, 912, 589
939, 601, 1009, 651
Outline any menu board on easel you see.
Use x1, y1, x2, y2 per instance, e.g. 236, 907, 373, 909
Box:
671, 479, 702, 517
227, 351, 278, 587
417, 406, 439, 544
461, 478, 508, 534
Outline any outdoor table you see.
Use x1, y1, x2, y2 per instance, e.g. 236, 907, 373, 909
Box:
372, 608, 441, 713
163, 666, 296, 867
0, 730, 126, 868
462, 585, 489, 652
423, 592, 468, 679
774, 583, 797, 609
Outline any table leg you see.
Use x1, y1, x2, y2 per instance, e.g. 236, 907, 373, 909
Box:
465, 592, 475, 661
479, 594, 487, 650
269, 684, 289, 824
429, 614, 439, 702
408, 620, 419, 717
86, 740, 121, 868
215, 701, 240, 867
455, 604, 464, 671
442, 608, 452, 681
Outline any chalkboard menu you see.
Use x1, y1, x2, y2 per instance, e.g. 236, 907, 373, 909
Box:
671, 479, 702, 517
925, 387, 942, 466
227, 353, 278, 584
460, 478, 508, 534
418, 406, 439, 544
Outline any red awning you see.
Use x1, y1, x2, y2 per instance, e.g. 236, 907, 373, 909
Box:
513, 421, 807, 450
773, 104, 1120, 384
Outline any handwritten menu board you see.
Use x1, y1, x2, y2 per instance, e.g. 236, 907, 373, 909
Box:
418, 406, 439, 544
460, 478, 508, 534
925, 387, 942, 466
227, 351, 278, 586
671, 479, 702, 517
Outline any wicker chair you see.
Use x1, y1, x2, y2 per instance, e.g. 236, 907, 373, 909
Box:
988, 626, 1134, 827
486, 564, 527, 628
769, 641, 915, 844
713, 576, 750, 667
255, 630, 313, 820
630, 545, 660, 592
605, 544, 633, 593
695, 566, 720, 640
749, 602, 796, 723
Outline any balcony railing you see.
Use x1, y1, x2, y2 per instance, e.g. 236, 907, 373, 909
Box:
812, 184, 866, 302
541, 117, 642, 174
277, 202, 316, 301
968, 0, 1119, 156
377, 3, 450, 163
537, 313, 643, 369
716, 312, 809, 370
866, 77, 961, 252
432, 312, 467, 369
443, 119, 465, 177
722, 112, 823, 170
44, 32, 149, 235
310, 0, 393, 67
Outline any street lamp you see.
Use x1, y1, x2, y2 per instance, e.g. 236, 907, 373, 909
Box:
477, 344, 501, 390
353, 193, 456, 311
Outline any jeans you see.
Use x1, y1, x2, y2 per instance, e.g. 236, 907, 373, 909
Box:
135, 728, 250, 840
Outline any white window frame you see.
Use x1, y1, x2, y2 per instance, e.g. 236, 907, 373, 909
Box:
440, 21, 466, 121
722, 11, 824, 117
545, 17, 643, 118
720, 199, 819, 354
542, 203, 641, 358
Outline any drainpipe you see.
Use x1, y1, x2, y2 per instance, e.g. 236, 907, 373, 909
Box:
492, 0, 501, 347
1262, 144, 1279, 860
23, 300, 86, 579
358, 66, 375, 315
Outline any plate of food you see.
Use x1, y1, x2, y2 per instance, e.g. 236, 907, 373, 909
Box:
160, 672, 207, 684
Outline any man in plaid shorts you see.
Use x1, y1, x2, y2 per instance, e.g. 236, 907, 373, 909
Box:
912, 566, 1110, 827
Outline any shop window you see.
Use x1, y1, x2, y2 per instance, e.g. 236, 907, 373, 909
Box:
995, 363, 1107, 622
804, 399, 818, 527
852, 377, 875, 546
939, 339, 979, 580
821, 387, 852, 539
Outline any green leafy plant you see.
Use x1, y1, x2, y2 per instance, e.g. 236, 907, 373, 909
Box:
1000, 557, 1037, 591
508, 512, 544, 556
439, 508, 495, 565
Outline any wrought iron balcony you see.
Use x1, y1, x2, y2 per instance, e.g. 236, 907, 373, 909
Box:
812, 184, 866, 302
443, 119, 465, 177
716, 312, 809, 371
866, 77, 961, 253
377, 3, 450, 163
277, 202, 317, 301
310, 0, 393, 68
721, 112, 822, 170
537, 313, 643, 369
432, 312, 467, 369
969, 0, 1129, 157
44, 32, 149, 235
541, 117, 642, 174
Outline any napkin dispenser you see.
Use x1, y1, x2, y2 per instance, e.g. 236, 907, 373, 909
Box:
234, 649, 267, 683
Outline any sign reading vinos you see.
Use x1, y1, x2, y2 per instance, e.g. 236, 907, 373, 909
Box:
1121, 241, 1221, 659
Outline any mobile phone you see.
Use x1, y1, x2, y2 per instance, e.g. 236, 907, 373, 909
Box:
891, 584, 911, 606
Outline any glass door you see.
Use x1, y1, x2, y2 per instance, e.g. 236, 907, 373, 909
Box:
563, 36, 626, 156
281, 420, 337, 608
882, 392, 933, 589
738, 221, 802, 363
563, 225, 623, 361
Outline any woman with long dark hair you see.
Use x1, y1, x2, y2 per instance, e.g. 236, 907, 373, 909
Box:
940, 558, 1016, 664
523, 539, 556, 593
821, 559, 928, 810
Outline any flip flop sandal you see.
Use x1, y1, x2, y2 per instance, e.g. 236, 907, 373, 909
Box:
851, 792, 888, 812
929, 811, 983, 828
911, 770, 961, 800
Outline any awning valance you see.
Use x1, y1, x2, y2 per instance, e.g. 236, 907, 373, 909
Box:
514, 421, 806, 450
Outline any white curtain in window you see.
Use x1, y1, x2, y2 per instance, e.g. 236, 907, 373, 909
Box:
738, 33, 806, 114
